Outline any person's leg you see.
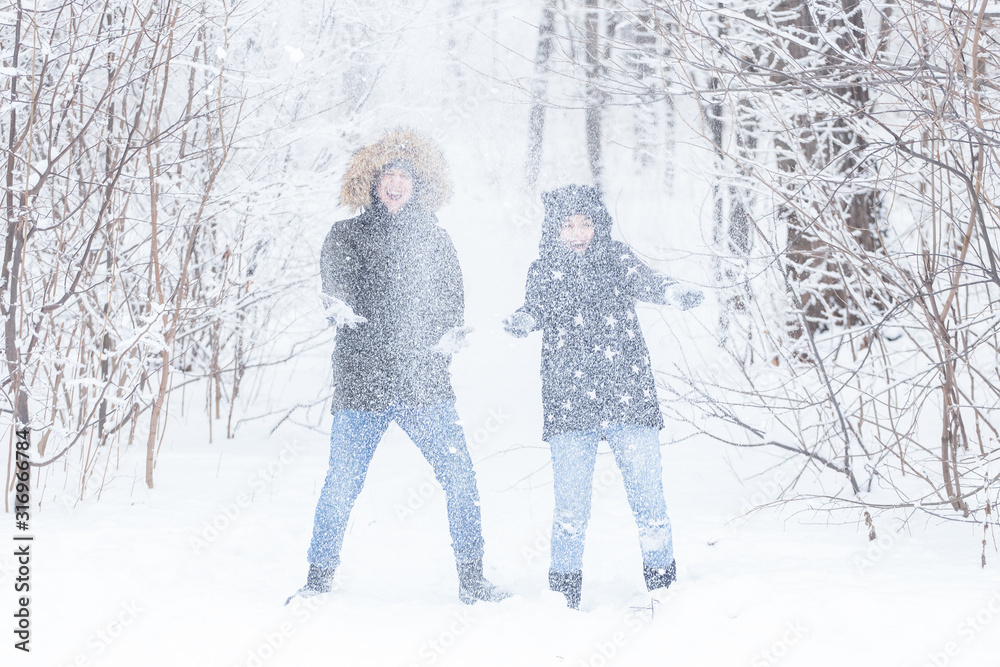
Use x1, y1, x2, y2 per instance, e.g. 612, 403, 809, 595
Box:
394, 400, 485, 564
605, 424, 674, 585
549, 428, 600, 575
396, 400, 507, 603
306, 408, 390, 571
547, 428, 599, 608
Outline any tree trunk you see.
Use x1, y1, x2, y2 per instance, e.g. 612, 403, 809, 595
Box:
525, 0, 557, 190
703, 9, 757, 339
584, 0, 604, 190
774, 0, 879, 335
3, 3, 29, 513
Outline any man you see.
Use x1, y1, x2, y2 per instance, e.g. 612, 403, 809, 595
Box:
288, 129, 506, 605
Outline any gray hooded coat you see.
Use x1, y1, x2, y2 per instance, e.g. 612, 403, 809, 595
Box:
514, 185, 672, 440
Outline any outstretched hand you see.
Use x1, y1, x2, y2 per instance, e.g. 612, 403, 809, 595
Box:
665, 284, 704, 311
503, 311, 536, 338
323, 296, 368, 329
434, 326, 474, 356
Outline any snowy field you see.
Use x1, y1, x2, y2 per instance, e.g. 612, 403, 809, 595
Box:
10, 199, 1000, 667
13, 356, 1000, 667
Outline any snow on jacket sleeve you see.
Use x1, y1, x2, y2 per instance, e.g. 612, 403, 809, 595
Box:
432, 227, 466, 336
515, 259, 548, 332
613, 242, 675, 306
319, 221, 361, 312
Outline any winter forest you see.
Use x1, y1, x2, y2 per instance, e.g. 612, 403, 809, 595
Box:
4, 0, 1000, 665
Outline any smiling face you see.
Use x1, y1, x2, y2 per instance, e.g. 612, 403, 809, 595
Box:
559, 214, 595, 255
376, 168, 414, 214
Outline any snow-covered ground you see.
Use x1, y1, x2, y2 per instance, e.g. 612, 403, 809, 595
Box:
11, 202, 1000, 667
14, 361, 1000, 667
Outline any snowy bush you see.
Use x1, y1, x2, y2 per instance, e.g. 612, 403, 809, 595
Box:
599, 0, 1000, 539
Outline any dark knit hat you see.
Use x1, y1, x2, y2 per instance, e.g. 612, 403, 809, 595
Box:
381, 158, 417, 179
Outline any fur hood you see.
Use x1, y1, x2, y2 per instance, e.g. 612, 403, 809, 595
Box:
339, 128, 452, 212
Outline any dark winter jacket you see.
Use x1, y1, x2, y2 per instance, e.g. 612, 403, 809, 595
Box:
321, 200, 463, 412
321, 129, 462, 412
515, 185, 672, 440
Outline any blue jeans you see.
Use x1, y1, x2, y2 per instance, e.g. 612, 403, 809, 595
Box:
549, 424, 673, 574
307, 400, 485, 570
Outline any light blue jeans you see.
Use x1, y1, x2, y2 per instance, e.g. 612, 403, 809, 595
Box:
549, 424, 673, 574
307, 400, 485, 570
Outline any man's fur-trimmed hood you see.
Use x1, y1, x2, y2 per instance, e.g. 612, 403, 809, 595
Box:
339, 128, 452, 212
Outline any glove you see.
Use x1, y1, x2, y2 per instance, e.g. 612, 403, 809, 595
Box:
434, 326, 474, 356
322, 295, 367, 329
503, 311, 536, 338
666, 283, 704, 311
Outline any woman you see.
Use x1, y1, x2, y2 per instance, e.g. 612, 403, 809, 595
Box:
503, 184, 702, 609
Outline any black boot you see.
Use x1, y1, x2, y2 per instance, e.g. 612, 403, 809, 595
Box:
457, 559, 510, 604
548, 569, 582, 610
643, 560, 676, 592
285, 564, 335, 605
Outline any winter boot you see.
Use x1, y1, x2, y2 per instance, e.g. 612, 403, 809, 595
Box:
285, 564, 335, 605
643, 560, 676, 592
457, 559, 510, 604
548, 569, 582, 610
